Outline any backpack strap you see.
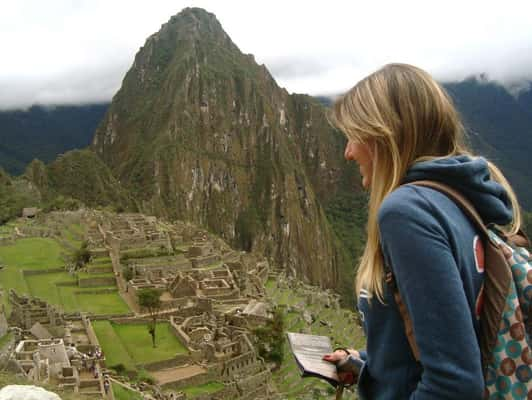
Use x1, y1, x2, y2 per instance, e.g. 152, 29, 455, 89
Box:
384, 269, 421, 361
386, 180, 513, 369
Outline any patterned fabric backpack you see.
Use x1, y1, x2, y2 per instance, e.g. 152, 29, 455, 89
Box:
385, 181, 531, 399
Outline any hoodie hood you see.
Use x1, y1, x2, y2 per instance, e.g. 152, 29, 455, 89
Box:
403, 155, 513, 226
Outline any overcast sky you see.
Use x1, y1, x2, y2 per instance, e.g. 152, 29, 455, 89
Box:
1, 0, 532, 110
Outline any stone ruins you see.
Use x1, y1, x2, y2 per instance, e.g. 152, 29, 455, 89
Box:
0, 210, 280, 399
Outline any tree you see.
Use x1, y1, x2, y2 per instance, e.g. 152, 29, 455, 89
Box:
252, 306, 285, 368
72, 241, 90, 269
137, 288, 162, 348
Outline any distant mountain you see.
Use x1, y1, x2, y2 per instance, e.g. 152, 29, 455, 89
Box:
0, 104, 108, 175
443, 78, 532, 209
316, 79, 532, 209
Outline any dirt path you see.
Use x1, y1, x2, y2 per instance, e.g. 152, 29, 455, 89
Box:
151, 364, 207, 385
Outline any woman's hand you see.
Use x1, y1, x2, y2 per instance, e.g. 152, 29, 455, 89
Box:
322, 349, 359, 363
323, 349, 361, 386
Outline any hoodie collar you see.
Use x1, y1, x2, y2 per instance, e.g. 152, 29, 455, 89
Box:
402, 155, 513, 226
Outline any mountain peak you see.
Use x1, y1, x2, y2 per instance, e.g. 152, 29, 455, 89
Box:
150, 7, 234, 48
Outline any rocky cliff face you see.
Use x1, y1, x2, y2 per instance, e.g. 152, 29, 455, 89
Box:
92, 8, 358, 288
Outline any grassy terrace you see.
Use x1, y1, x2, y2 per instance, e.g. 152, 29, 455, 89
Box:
265, 278, 364, 400
113, 383, 143, 400
93, 321, 187, 370
61, 222, 84, 249
0, 234, 129, 315
180, 381, 225, 398
0, 238, 63, 311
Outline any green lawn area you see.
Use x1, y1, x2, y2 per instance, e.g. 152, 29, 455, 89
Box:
180, 381, 225, 398
25, 271, 128, 315
92, 320, 136, 371
62, 223, 83, 248
74, 291, 129, 315
112, 383, 143, 400
25, 272, 76, 306
113, 322, 187, 364
93, 321, 187, 370
0, 236, 129, 315
0, 238, 65, 311
0, 238, 64, 270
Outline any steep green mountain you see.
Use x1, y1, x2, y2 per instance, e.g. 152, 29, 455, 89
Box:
444, 78, 532, 209
25, 150, 135, 211
0, 104, 108, 175
0, 150, 134, 223
92, 8, 360, 291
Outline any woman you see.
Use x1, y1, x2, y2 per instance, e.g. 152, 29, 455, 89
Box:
323, 63, 522, 399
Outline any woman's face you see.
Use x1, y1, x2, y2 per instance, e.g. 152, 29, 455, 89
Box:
344, 139, 374, 189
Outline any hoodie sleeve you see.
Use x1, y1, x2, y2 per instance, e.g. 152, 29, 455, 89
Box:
378, 186, 484, 400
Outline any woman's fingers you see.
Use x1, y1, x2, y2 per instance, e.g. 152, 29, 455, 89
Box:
322, 350, 347, 363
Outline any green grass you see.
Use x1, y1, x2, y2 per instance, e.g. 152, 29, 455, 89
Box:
24, 271, 128, 315
112, 383, 143, 400
62, 223, 83, 248
92, 320, 136, 371
113, 322, 187, 364
25, 272, 76, 306
0, 238, 65, 311
0, 224, 129, 316
0, 238, 64, 270
87, 262, 113, 269
180, 381, 225, 397
0, 332, 13, 349
74, 291, 129, 315
77, 271, 114, 279
93, 321, 187, 371
91, 257, 111, 264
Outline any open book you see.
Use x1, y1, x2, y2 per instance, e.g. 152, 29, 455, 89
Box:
286, 332, 340, 387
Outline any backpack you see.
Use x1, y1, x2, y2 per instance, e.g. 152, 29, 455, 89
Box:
385, 180, 531, 399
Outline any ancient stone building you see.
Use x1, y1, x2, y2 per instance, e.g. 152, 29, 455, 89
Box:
9, 290, 64, 330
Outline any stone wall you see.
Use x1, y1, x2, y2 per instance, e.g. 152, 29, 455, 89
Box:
23, 268, 65, 276
83, 317, 100, 347
160, 368, 215, 390
78, 276, 116, 288
141, 354, 189, 371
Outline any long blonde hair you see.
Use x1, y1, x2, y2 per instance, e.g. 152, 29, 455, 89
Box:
330, 63, 521, 302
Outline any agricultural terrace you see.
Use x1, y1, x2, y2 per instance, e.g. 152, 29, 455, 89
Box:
265, 278, 365, 400
112, 383, 143, 400
0, 218, 129, 316
92, 320, 187, 371
180, 381, 225, 398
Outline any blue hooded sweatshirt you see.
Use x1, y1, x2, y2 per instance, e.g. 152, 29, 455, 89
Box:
356, 155, 513, 400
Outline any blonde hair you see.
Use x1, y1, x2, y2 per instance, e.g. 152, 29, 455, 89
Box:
329, 63, 521, 302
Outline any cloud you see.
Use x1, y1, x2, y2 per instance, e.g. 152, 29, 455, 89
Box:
1, 0, 532, 109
